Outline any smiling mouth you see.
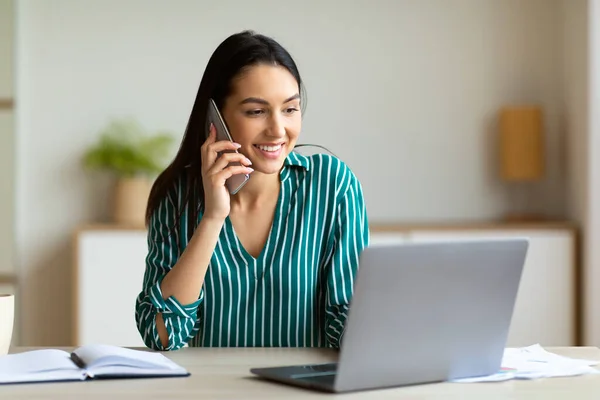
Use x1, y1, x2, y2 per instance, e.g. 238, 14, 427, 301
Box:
253, 143, 284, 152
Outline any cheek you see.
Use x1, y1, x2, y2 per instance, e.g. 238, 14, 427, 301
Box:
227, 116, 257, 143
287, 118, 302, 139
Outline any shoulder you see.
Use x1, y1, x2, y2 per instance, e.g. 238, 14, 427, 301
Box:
153, 172, 187, 212
147, 169, 191, 231
287, 152, 364, 204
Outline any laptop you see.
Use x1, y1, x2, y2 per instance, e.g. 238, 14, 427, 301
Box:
250, 238, 529, 393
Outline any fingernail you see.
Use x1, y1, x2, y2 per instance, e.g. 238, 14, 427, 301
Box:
245, 158, 252, 165
234, 143, 241, 148
247, 168, 254, 172
210, 123, 214, 130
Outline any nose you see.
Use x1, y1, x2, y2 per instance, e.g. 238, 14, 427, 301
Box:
266, 113, 286, 139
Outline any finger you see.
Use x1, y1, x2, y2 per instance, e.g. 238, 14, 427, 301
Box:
207, 152, 252, 176
201, 124, 215, 157
202, 123, 216, 146
210, 166, 254, 187
202, 123, 219, 169
207, 140, 242, 155
208, 123, 216, 140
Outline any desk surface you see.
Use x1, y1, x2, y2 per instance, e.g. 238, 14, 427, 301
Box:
3, 346, 600, 399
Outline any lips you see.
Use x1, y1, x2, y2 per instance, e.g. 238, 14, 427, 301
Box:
254, 143, 283, 152
253, 143, 285, 160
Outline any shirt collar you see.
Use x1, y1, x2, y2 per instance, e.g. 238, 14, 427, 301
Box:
279, 151, 310, 182
283, 151, 311, 171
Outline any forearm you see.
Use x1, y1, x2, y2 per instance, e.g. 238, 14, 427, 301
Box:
136, 296, 201, 351
152, 217, 223, 348
159, 216, 224, 304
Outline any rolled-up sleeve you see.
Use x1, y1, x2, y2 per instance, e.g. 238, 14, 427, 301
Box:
324, 172, 369, 348
135, 194, 203, 350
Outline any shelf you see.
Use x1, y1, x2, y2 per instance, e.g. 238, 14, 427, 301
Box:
369, 220, 578, 233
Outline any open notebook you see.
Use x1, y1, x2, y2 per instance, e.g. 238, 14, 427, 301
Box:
0, 344, 189, 384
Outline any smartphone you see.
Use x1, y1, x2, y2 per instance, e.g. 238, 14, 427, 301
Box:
206, 98, 250, 195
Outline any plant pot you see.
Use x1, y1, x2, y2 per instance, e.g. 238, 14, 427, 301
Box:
113, 177, 152, 227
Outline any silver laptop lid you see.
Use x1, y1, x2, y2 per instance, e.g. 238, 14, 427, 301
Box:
334, 239, 528, 392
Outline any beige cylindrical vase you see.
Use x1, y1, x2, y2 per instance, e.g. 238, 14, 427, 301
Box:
113, 177, 152, 227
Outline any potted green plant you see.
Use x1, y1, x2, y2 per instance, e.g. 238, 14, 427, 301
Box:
83, 118, 175, 226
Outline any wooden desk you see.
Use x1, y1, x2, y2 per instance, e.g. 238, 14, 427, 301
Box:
3, 346, 600, 399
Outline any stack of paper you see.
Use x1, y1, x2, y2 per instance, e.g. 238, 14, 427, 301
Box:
452, 344, 600, 383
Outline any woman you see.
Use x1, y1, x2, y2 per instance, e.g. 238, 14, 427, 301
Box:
135, 30, 369, 350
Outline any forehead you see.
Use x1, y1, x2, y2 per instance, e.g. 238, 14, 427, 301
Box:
230, 64, 299, 101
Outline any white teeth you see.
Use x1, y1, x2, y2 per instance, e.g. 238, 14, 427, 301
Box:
255, 144, 282, 152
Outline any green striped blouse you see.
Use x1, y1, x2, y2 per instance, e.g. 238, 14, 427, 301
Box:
135, 152, 370, 350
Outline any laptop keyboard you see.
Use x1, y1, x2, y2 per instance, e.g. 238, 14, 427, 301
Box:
299, 363, 338, 373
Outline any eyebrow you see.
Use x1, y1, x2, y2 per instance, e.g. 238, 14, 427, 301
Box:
240, 94, 300, 106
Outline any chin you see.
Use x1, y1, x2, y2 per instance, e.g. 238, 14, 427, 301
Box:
249, 143, 290, 172
254, 160, 286, 175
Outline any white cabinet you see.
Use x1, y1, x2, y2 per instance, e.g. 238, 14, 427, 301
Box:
369, 232, 409, 246
400, 228, 576, 347
74, 228, 148, 347
73, 223, 578, 348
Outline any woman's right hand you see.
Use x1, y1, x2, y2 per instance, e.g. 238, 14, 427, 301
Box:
200, 123, 254, 221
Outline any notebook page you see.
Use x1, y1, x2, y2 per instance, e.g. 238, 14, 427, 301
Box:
73, 344, 185, 372
1, 369, 87, 384
0, 349, 84, 384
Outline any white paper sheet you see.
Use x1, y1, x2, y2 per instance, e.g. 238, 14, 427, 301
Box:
451, 344, 600, 383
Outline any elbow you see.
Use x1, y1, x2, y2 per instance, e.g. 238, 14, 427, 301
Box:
155, 313, 186, 351
137, 318, 183, 352
135, 304, 169, 351
135, 294, 197, 351
140, 312, 189, 352
143, 333, 165, 351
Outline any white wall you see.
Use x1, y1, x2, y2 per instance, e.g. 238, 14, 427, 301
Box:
0, 0, 14, 278
586, 0, 600, 346
563, 0, 589, 226
15, 0, 567, 345
561, 0, 589, 344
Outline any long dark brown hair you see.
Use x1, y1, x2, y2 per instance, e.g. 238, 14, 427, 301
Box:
145, 30, 306, 240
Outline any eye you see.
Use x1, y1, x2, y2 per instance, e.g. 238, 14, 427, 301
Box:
245, 109, 265, 116
284, 107, 299, 114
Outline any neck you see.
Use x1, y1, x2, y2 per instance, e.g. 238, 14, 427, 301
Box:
230, 170, 280, 210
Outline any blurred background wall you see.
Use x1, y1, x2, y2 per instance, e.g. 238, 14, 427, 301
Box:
0, 0, 597, 345
0, 0, 15, 325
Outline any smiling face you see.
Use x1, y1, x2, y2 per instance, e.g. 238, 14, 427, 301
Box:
221, 63, 302, 175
